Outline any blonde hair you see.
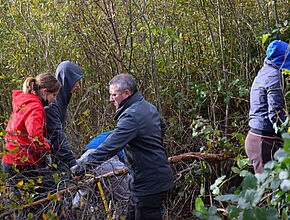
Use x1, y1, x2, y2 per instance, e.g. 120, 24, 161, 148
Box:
23, 72, 61, 94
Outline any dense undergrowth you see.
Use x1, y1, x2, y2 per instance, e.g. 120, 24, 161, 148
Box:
0, 0, 289, 219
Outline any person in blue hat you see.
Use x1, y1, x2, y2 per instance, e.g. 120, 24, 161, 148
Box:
73, 131, 129, 214
83, 131, 124, 162
245, 40, 290, 174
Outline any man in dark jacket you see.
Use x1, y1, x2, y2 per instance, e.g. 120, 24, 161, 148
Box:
245, 40, 289, 174
72, 73, 173, 220
45, 61, 84, 177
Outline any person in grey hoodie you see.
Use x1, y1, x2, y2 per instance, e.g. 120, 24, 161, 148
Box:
45, 61, 84, 177
245, 40, 289, 174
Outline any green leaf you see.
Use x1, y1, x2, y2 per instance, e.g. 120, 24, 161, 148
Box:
282, 133, 290, 152
227, 206, 239, 218
241, 208, 254, 220
208, 206, 217, 215
256, 207, 267, 220
274, 148, 289, 162
214, 194, 239, 202
280, 179, 290, 192
210, 175, 226, 195
53, 173, 60, 184
208, 216, 221, 220
21, 156, 28, 162
10, 147, 19, 154
242, 174, 257, 190
270, 179, 280, 190
195, 197, 205, 212
231, 167, 240, 174
255, 172, 268, 184
264, 161, 276, 170
262, 33, 271, 45
237, 156, 250, 168
279, 171, 289, 180
282, 155, 290, 165
192, 210, 203, 218
243, 189, 256, 202
0, 173, 9, 180
265, 207, 279, 220
224, 91, 233, 104
240, 170, 251, 177
27, 212, 33, 219
252, 187, 264, 206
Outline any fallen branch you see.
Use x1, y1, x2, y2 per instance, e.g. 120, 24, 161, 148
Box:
168, 151, 235, 163
0, 151, 235, 217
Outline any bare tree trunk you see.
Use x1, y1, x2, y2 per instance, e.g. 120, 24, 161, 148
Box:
199, 0, 219, 128
227, 0, 245, 79
200, 0, 219, 78
105, 0, 124, 73
273, 0, 279, 26
217, 0, 229, 134
133, 1, 161, 112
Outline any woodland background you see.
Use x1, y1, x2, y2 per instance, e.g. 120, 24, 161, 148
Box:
0, 0, 289, 219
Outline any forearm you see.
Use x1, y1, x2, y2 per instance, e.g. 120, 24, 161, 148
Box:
48, 129, 76, 167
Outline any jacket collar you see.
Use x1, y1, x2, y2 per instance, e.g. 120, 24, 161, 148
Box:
264, 59, 279, 70
114, 91, 143, 120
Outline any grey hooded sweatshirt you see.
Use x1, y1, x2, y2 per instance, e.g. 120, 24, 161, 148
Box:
45, 61, 84, 168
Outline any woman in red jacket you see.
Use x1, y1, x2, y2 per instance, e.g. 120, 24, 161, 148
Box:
2, 72, 61, 194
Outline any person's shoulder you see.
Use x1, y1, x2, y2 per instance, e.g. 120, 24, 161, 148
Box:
45, 101, 60, 113
24, 102, 45, 119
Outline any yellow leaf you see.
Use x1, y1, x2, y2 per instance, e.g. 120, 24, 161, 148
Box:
42, 213, 49, 220
1, 186, 6, 191
82, 109, 90, 116
16, 180, 24, 187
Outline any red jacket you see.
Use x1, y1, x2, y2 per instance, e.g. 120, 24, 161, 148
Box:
2, 90, 50, 166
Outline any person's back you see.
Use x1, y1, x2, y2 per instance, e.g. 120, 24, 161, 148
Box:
117, 91, 173, 196
249, 59, 286, 133
245, 40, 290, 174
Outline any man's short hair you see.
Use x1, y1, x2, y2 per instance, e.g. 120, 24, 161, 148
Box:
109, 73, 137, 94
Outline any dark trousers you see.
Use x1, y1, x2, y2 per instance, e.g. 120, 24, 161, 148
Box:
125, 191, 167, 220
245, 132, 283, 174
1, 161, 55, 196
1, 162, 56, 219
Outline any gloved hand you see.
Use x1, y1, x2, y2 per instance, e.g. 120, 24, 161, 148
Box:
70, 163, 86, 177
44, 154, 52, 165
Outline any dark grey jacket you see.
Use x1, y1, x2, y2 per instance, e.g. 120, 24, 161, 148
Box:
45, 61, 84, 168
87, 91, 173, 196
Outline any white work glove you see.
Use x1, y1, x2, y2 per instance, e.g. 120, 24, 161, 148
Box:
44, 154, 52, 165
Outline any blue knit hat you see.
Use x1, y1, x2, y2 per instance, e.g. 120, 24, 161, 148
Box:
266, 40, 290, 70
85, 131, 124, 160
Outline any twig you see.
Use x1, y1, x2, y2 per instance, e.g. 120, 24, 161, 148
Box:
0, 151, 235, 217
